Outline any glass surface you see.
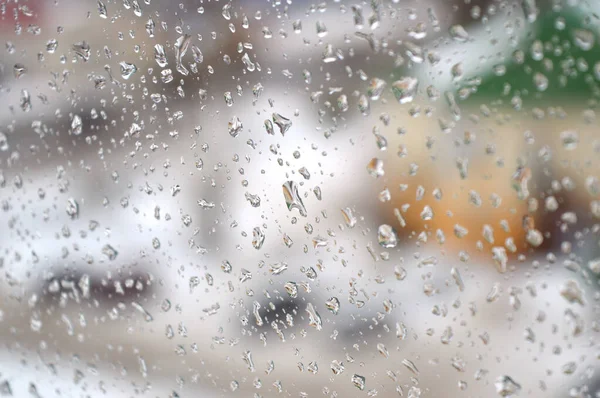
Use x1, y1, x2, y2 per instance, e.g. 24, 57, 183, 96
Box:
0, 0, 599, 396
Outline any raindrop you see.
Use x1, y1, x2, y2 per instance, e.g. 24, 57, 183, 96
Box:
13, 63, 27, 79
378, 224, 398, 248
367, 78, 386, 100
366, 158, 384, 178
228, 116, 243, 137
305, 303, 322, 330
573, 29, 594, 51
391, 77, 418, 104
449, 25, 469, 42
282, 181, 307, 217
351, 374, 366, 390
325, 297, 340, 314
252, 227, 265, 249
119, 61, 137, 79
521, 0, 538, 23
97, 0, 108, 18
495, 376, 521, 397
70, 114, 83, 135
272, 113, 292, 136
154, 44, 168, 67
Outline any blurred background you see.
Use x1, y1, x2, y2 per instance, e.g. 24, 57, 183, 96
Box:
0, 0, 599, 396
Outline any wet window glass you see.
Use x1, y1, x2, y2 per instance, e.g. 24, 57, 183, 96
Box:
0, 0, 599, 397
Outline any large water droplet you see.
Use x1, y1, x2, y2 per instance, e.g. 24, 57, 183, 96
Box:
119, 61, 137, 79
272, 113, 292, 136
449, 24, 469, 42
391, 77, 418, 104
495, 376, 521, 397
378, 224, 398, 248
154, 44, 168, 67
228, 116, 243, 137
351, 374, 366, 390
282, 181, 307, 217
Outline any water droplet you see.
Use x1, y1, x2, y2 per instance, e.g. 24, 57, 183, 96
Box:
441, 326, 454, 344
20, 89, 31, 112
316, 20, 328, 37
174, 34, 191, 75
245, 192, 261, 207
305, 303, 322, 330
560, 130, 579, 150
293, 19, 302, 33
367, 78, 386, 100
341, 207, 357, 228
269, 262, 288, 275
228, 116, 243, 137
242, 350, 256, 372
376, 343, 389, 358
533, 72, 548, 91
72, 41, 91, 62
145, 17, 155, 37
258, 119, 272, 137
331, 360, 345, 375
46, 39, 58, 53
351, 374, 366, 390
449, 24, 469, 42
0, 132, 9, 151
242, 53, 255, 71
97, 0, 108, 18
272, 113, 292, 136
102, 244, 118, 261
252, 227, 265, 249
13, 63, 27, 79
322, 44, 337, 63
119, 61, 137, 79
66, 198, 79, 218
402, 359, 419, 375
492, 247, 508, 273
283, 281, 298, 298
573, 29, 594, 51
405, 41, 424, 63
366, 158, 384, 178
154, 44, 168, 67
282, 181, 307, 217
420, 205, 433, 220
451, 267, 465, 291
495, 376, 521, 397
325, 297, 340, 314
521, 0, 538, 23
453, 224, 469, 239
525, 229, 544, 247
131, 301, 153, 322
560, 280, 584, 305
391, 77, 418, 104
358, 94, 370, 115
70, 114, 82, 135
224, 91, 234, 106
378, 224, 398, 248
0, 381, 12, 396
